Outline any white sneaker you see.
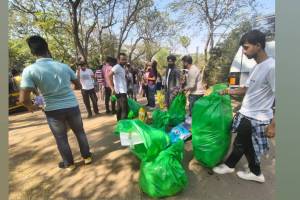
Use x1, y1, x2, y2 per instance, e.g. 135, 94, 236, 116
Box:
236, 171, 265, 183
213, 164, 235, 174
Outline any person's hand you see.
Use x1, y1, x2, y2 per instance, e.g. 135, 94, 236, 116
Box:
111, 88, 116, 95
27, 104, 39, 113
179, 88, 186, 93
219, 88, 230, 95
266, 121, 275, 138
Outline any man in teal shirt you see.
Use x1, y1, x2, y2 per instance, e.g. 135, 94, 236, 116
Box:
20, 35, 92, 171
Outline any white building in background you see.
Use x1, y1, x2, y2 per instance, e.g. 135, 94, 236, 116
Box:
228, 14, 275, 87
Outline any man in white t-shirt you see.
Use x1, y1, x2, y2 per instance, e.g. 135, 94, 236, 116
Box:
181, 55, 205, 116
213, 30, 275, 183
108, 53, 128, 121
76, 61, 99, 118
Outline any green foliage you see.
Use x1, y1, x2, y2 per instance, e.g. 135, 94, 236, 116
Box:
204, 21, 252, 86
179, 36, 191, 50
154, 48, 169, 74
9, 39, 35, 70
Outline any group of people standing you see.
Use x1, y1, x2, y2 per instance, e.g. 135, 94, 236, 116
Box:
76, 56, 117, 118
19, 29, 275, 185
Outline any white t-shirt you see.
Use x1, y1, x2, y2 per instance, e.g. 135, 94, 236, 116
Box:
77, 68, 94, 90
239, 57, 275, 121
111, 64, 127, 94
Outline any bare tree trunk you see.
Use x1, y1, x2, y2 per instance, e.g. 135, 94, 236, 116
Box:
203, 32, 211, 64
68, 0, 87, 63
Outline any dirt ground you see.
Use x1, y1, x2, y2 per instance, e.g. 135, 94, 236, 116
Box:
9, 91, 275, 200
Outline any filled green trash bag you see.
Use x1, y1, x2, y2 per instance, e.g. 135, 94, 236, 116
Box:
168, 92, 187, 126
127, 98, 142, 119
139, 140, 187, 198
151, 93, 186, 130
151, 109, 170, 131
192, 84, 233, 168
115, 119, 170, 160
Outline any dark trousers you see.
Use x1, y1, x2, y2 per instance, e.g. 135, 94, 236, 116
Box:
142, 85, 149, 105
188, 94, 203, 116
116, 93, 129, 121
45, 106, 91, 166
148, 84, 156, 107
104, 87, 116, 113
81, 88, 99, 115
225, 117, 261, 175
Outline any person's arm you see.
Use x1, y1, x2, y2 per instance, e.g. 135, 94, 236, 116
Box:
76, 67, 80, 80
71, 79, 82, 90
220, 87, 247, 96
266, 117, 275, 138
148, 71, 156, 81
68, 66, 82, 90
89, 69, 95, 79
19, 88, 38, 112
19, 68, 38, 112
108, 67, 116, 94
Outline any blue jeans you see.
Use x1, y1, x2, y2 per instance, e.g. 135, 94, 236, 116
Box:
188, 94, 203, 116
45, 106, 91, 166
148, 84, 156, 107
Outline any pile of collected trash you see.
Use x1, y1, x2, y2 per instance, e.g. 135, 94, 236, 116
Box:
114, 84, 233, 198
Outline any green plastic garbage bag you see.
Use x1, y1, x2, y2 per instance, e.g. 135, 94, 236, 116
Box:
115, 119, 170, 160
168, 92, 186, 126
127, 98, 142, 119
110, 95, 117, 102
139, 140, 187, 198
151, 109, 170, 131
192, 84, 233, 168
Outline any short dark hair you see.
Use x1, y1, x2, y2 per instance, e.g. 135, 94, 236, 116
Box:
77, 61, 87, 66
11, 68, 19, 76
105, 56, 117, 66
26, 35, 49, 56
105, 56, 114, 63
167, 54, 176, 61
239, 30, 266, 49
118, 52, 127, 59
181, 55, 193, 64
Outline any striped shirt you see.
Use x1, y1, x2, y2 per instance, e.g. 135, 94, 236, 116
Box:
95, 69, 104, 85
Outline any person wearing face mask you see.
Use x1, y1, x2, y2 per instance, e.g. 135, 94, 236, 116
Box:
164, 54, 181, 108
76, 61, 99, 118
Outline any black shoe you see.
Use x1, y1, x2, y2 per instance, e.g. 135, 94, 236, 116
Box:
106, 110, 111, 114
95, 112, 100, 115
58, 161, 75, 171
87, 113, 92, 118
111, 111, 116, 115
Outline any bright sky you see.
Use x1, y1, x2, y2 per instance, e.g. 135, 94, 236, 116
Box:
154, 0, 275, 54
